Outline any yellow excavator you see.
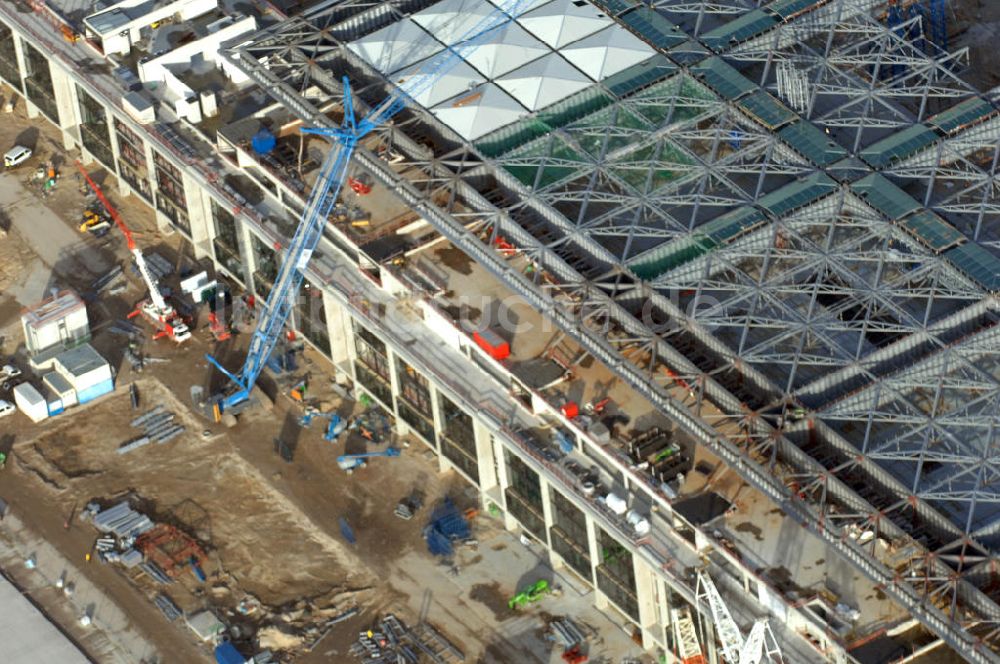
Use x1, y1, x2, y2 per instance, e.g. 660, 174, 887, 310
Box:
80, 208, 111, 235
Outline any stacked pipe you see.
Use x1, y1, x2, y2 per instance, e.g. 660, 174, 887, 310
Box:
119, 407, 186, 454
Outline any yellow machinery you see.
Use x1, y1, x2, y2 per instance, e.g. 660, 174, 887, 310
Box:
80, 209, 110, 233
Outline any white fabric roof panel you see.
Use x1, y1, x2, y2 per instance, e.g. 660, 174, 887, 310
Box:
391, 58, 487, 108
516, 0, 613, 49
560, 25, 655, 80
495, 52, 592, 110
486, 0, 556, 16
411, 0, 500, 46
464, 22, 550, 78
432, 83, 527, 140
347, 19, 442, 75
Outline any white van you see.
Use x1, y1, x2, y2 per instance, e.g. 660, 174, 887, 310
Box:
4, 145, 32, 168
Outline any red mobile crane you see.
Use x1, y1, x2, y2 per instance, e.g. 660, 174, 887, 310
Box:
75, 162, 191, 342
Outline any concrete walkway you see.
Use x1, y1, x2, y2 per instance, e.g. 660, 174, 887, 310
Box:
0, 171, 109, 305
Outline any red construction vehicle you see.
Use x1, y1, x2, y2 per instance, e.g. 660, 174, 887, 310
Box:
348, 175, 371, 194
75, 162, 191, 342
207, 311, 231, 341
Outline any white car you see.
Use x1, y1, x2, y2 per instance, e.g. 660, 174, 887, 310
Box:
0, 400, 15, 418
1, 365, 20, 379
3, 145, 32, 169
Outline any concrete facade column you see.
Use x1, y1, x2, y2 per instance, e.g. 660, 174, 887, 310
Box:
7, 28, 27, 94
635, 558, 662, 648
48, 64, 81, 152
19, 34, 38, 121
321, 292, 354, 373
473, 418, 497, 491
537, 475, 554, 549
585, 515, 603, 595
494, 446, 521, 534
185, 187, 214, 260
232, 214, 255, 288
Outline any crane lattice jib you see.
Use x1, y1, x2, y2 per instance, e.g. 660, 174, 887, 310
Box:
697, 572, 744, 664
210, 130, 355, 407
208, 0, 534, 410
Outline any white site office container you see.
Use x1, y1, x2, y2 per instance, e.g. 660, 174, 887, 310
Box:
53, 344, 114, 404
21, 290, 90, 356
43, 371, 78, 409
13, 383, 49, 423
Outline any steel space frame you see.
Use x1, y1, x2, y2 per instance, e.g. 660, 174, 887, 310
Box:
226, 0, 1000, 659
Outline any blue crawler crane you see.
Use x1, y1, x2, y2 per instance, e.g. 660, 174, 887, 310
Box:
206, 0, 534, 419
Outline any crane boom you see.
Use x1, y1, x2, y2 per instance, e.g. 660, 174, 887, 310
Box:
207, 0, 534, 411
696, 571, 784, 664
697, 571, 744, 664
75, 161, 189, 341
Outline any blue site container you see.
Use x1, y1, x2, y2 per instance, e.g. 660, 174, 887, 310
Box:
76, 378, 114, 404
214, 642, 245, 664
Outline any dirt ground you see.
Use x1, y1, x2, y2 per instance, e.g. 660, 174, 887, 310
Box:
1, 369, 468, 662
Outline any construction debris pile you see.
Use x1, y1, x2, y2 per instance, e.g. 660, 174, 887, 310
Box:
81, 499, 207, 584
350, 613, 464, 663
118, 406, 186, 454
199, 585, 369, 658
547, 617, 588, 663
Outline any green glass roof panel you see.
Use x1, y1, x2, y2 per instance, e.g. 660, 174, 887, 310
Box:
767, 0, 825, 21
850, 173, 921, 220
944, 243, 1000, 292
610, 142, 686, 191
501, 135, 589, 189
699, 206, 767, 243
859, 124, 937, 169
900, 210, 965, 253
758, 172, 838, 218
736, 90, 797, 130
630, 76, 710, 125
603, 54, 677, 98
567, 104, 651, 156
701, 10, 777, 51
476, 117, 552, 158
778, 120, 848, 167
536, 87, 614, 132
926, 97, 998, 136
629, 236, 717, 280
668, 39, 710, 65
618, 8, 688, 50
689, 57, 756, 101
591, 0, 637, 15
826, 157, 870, 183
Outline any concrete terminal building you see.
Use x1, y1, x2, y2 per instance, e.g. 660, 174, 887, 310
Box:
3, 0, 1000, 661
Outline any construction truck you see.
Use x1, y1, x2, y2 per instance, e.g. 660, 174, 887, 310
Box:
75, 162, 191, 342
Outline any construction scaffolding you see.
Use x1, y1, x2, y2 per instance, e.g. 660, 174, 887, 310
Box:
225, 0, 1000, 660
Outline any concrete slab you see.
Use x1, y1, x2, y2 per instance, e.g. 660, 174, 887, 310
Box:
389, 523, 648, 663
0, 573, 90, 664
0, 174, 108, 274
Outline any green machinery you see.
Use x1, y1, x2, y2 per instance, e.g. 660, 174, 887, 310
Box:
508, 579, 550, 610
